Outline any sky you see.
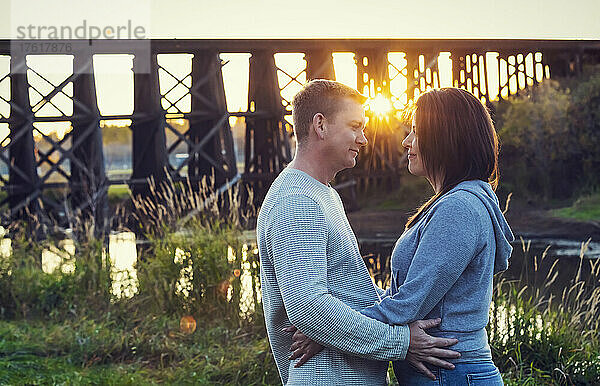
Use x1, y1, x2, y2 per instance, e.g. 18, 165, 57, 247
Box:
146, 0, 600, 40
1, 0, 599, 40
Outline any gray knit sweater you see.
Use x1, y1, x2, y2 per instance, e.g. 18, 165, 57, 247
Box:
257, 168, 410, 385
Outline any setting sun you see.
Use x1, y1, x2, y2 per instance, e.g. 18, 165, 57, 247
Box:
367, 94, 393, 117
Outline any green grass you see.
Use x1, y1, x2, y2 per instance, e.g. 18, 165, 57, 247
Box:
0, 318, 279, 385
3, 308, 597, 385
553, 192, 600, 221
107, 184, 132, 205
0, 355, 151, 385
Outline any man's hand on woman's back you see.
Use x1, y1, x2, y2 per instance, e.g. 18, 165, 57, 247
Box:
287, 317, 460, 381
285, 326, 324, 367
407, 318, 460, 380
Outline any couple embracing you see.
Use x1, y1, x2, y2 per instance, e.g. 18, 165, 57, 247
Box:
256, 80, 514, 385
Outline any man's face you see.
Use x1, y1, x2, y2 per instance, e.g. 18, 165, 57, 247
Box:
322, 98, 368, 173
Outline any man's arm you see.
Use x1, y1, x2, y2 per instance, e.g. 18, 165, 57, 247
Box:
267, 194, 410, 361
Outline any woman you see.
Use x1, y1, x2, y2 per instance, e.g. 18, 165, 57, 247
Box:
292, 87, 514, 385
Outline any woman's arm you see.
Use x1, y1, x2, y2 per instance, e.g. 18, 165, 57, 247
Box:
361, 196, 483, 325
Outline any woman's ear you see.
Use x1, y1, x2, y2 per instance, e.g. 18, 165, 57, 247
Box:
311, 113, 326, 140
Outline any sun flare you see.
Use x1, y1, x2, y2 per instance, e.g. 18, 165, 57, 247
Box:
367, 94, 393, 117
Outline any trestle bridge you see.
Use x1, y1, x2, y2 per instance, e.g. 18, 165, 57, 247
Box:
1, 38, 598, 230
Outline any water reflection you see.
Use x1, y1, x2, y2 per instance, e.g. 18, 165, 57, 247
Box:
174, 247, 193, 298
109, 232, 138, 299
0, 230, 259, 314
238, 243, 261, 317
42, 239, 75, 274
37, 232, 139, 299
489, 303, 546, 344
0, 231, 140, 299
3, 229, 593, 318
520, 237, 600, 259
0, 238, 11, 259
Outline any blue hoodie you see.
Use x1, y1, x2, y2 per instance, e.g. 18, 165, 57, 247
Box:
361, 179, 514, 361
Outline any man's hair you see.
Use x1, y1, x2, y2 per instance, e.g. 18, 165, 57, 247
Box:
291, 79, 367, 144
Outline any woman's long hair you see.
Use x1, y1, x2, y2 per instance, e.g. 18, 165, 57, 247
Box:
405, 88, 499, 229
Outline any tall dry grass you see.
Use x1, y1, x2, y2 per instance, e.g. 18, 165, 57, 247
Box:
489, 239, 600, 384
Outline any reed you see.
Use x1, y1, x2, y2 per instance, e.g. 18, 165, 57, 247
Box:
489, 239, 600, 384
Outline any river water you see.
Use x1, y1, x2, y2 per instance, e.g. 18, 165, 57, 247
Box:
1, 231, 597, 307
360, 236, 600, 296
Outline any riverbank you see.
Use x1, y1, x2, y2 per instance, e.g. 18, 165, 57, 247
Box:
348, 178, 600, 243
348, 203, 600, 241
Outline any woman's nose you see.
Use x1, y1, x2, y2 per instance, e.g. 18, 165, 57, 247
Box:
402, 133, 411, 149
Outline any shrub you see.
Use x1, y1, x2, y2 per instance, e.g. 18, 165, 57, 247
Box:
495, 66, 600, 200
496, 81, 576, 199
0, 176, 257, 325
0, 229, 112, 320
130, 176, 256, 326
568, 65, 600, 190
136, 219, 246, 325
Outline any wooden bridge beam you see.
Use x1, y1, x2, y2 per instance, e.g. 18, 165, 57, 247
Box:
245, 50, 290, 208
8, 52, 40, 220
305, 50, 335, 80
70, 54, 108, 234
349, 49, 405, 198
356, 49, 390, 98
188, 50, 237, 189
130, 53, 169, 198
1, 39, 599, 224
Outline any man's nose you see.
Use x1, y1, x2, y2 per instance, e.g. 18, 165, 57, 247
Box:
357, 131, 368, 146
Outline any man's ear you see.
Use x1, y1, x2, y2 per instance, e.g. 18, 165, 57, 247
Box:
311, 112, 326, 140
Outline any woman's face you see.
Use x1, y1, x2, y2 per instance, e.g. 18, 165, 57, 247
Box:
402, 117, 427, 178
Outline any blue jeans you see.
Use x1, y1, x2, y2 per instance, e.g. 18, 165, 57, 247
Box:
393, 360, 504, 386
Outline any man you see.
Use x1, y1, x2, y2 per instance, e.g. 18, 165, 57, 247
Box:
257, 79, 459, 385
